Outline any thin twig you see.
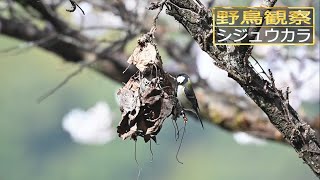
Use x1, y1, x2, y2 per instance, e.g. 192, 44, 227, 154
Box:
135, 140, 142, 180
149, 140, 154, 163
148, 0, 167, 35
176, 119, 187, 164
176, 113, 188, 164
172, 119, 179, 141
0, 34, 57, 55
66, 0, 85, 15
37, 60, 95, 103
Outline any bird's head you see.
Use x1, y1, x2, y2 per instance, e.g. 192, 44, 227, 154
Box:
176, 73, 191, 86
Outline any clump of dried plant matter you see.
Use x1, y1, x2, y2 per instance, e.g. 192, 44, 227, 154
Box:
117, 34, 181, 143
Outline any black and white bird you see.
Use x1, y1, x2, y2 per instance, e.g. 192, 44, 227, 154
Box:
176, 73, 204, 129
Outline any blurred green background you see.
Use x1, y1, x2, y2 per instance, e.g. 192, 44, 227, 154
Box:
0, 35, 317, 180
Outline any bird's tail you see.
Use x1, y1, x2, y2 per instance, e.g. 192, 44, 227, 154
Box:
195, 110, 204, 130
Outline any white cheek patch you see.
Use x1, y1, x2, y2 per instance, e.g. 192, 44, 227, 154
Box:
177, 76, 185, 84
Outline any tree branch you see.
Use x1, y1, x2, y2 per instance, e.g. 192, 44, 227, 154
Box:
0, 16, 135, 82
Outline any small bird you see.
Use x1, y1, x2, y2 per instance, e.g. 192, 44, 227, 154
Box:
176, 73, 204, 129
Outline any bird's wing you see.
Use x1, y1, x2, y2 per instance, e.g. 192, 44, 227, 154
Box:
184, 85, 204, 129
183, 84, 199, 110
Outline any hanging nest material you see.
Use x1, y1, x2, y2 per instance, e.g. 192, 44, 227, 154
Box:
117, 34, 181, 143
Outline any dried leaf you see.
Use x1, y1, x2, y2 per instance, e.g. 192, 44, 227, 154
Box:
127, 39, 162, 72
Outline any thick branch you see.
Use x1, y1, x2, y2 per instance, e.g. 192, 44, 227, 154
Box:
0, 17, 135, 82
